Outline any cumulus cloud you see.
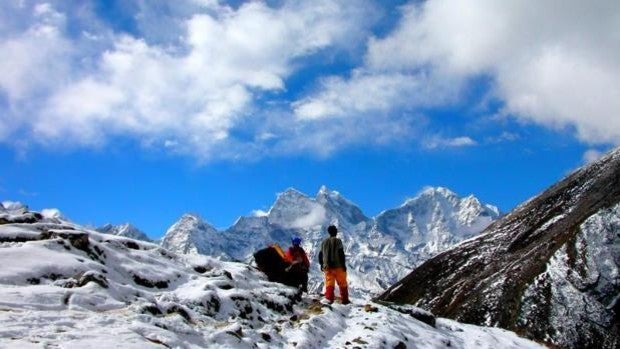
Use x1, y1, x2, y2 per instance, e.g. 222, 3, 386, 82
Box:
0, 3, 72, 102
0, 0, 373, 159
367, 0, 620, 144
293, 70, 458, 120
2, 0, 618, 161
296, 0, 620, 147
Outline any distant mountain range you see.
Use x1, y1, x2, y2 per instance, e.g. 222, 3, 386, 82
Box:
151, 185, 500, 297
97, 186, 500, 297
378, 146, 620, 349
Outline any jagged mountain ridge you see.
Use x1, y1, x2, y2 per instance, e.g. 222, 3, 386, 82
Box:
96, 223, 151, 242
377, 147, 620, 349
161, 185, 500, 297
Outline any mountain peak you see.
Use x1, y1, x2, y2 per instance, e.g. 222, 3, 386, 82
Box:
420, 186, 457, 198
280, 187, 307, 197
316, 185, 343, 199
97, 223, 150, 242
315, 186, 367, 225
376, 187, 499, 257
401, 186, 458, 207
161, 213, 221, 256
317, 185, 341, 196
179, 213, 202, 222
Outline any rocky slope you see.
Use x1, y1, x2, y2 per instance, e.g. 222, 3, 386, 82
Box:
161, 186, 499, 298
0, 204, 543, 348
377, 147, 620, 349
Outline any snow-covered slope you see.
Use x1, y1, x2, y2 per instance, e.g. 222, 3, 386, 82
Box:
97, 223, 151, 242
161, 186, 499, 298
378, 146, 620, 349
0, 207, 544, 348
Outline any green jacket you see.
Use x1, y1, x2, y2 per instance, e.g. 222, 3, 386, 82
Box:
318, 236, 346, 269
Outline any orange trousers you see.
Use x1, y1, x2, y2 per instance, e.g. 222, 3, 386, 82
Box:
324, 267, 348, 288
324, 267, 348, 302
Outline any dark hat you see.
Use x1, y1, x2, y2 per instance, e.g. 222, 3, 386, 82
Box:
327, 225, 338, 236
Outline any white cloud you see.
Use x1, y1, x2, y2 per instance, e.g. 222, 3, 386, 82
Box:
365, 0, 620, 145
293, 70, 458, 120
485, 131, 520, 144
290, 203, 326, 228
0, 0, 373, 160
0, 6, 72, 102
250, 106, 422, 158
4, 0, 617, 160
41, 208, 64, 220
251, 209, 269, 217
424, 136, 477, 149
582, 149, 603, 164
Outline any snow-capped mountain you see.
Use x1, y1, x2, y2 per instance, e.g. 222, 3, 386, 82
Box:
160, 214, 227, 258
97, 223, 151, 242
161, 186, 500, 297
0, 205, 544, 348
378, 146, 620, 349
373, 187, 499, 259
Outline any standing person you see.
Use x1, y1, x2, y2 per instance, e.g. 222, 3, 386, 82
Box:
284, 236, 310, 292
318, 225, 350, 304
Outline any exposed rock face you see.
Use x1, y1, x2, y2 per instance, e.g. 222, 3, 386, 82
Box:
377, 147, 620, 349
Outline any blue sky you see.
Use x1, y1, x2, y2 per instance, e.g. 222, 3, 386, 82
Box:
0, 0, 617, 238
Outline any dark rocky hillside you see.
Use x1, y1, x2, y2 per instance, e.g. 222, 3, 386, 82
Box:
377, 147, 620, 349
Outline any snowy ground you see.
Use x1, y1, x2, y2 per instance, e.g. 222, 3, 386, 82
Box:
0, 203, 545, 348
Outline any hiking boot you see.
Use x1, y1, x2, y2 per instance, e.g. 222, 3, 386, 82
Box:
340, 287, 350, 305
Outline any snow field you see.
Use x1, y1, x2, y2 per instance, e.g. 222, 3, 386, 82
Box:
0, 207, 544, 348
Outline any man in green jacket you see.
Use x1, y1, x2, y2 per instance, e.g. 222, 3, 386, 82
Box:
318, 225, 350, 304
